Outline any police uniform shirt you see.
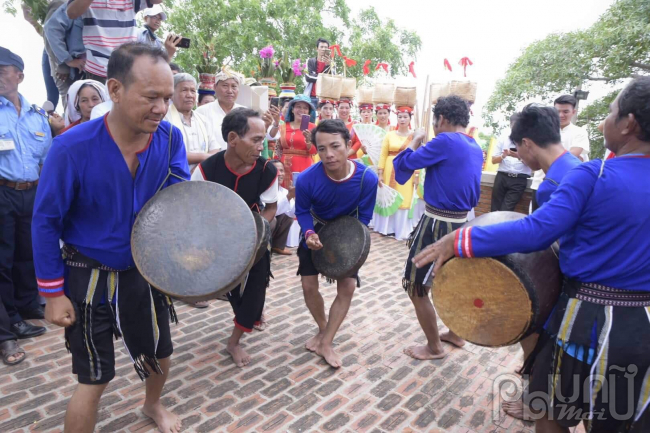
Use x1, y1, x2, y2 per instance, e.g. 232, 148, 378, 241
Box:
0, 94, 52, 182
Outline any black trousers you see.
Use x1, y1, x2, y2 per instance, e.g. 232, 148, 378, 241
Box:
490, 171, 528, 212
227, 251, 270, 332
271, 214, 293, 250
0, 186, 40, 324
0, 299, 15, 343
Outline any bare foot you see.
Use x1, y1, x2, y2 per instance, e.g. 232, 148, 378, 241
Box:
403, 345, 446, 360
226, 343, 251, 367
316, 343, 342, 368
254, 314, 267, 331
440, 331, 466, 348
503, 399, 527, 420
142, 402, 181, 433
305, 332, 323, 352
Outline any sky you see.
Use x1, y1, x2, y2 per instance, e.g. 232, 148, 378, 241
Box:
1, 0, 617, 130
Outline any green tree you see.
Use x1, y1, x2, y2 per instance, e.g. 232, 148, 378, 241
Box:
483, 0, 649, 158
165, 0, 421, 86
576, 90, 618, 159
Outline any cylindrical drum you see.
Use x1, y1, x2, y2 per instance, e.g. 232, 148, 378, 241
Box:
131, 182, 258, 302
432, 211, 561, 347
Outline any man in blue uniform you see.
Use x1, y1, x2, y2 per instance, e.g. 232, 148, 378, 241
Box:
414, 78, 650, 433
0, 46, 50, 342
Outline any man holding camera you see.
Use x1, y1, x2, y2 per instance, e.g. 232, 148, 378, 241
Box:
305, 38, 331, 109
490, 113, 532, 212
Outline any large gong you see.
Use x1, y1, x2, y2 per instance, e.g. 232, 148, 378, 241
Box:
131, 182, 258, 302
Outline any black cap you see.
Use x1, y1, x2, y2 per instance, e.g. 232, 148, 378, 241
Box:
0, 47, 24, 72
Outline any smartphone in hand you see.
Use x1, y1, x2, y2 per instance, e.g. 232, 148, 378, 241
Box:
300, 114, 310, 131
177, 37, 191, 49
270, 97, 280, 108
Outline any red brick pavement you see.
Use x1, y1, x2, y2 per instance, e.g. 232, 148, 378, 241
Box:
1, 234, 573, 432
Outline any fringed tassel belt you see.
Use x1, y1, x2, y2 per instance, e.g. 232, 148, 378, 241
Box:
424, 204, 468, 224
63, 245, 177, 381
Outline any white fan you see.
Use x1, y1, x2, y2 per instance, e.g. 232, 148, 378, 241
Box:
374, 184, 403, 217
353, 124, 387, 167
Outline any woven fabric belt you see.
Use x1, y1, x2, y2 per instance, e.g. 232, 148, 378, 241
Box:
0, 178, 39, 190
576, 282, 650, 307
424, 204, 468, 223
63, 245, 131, 272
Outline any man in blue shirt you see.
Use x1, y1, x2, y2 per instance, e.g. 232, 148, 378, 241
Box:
393, 96, 483, 361
295, 119, 378, 368
0, 47, 50, 342
413, 78, 650, 432
510, 104, 582, 209
33, 43, 189, 433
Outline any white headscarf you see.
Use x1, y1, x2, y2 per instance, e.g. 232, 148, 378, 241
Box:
214, 66, 244, 86
65, 79, 109, 126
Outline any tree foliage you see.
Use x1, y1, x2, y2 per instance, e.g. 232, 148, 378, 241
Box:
483, 0, 649, 158
576, 90, 618, 159
165, 0, 421, 86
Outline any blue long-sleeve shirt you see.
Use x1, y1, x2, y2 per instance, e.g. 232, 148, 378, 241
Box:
32, 117, 189, 297
455, 157, 650, 291
536, 151, 582, 207
393, 132, 483, 211
295, 160, 378, 240
44, 3, 85, 65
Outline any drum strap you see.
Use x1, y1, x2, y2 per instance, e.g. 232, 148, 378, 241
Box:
310, 164, 370, 225
156, 127, 189, 193
544, 177, 559, 187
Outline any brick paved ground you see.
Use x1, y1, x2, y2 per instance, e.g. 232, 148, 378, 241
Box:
0, 233, 580, 432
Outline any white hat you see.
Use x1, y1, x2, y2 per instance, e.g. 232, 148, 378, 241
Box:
142, 4, 167, 20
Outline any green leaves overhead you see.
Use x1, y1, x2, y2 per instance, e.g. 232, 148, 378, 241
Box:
484, 0, 650, 159
166, 0, 421, 83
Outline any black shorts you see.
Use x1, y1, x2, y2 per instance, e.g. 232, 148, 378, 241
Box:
66, 289, 173, 385
297, 244, 359, 285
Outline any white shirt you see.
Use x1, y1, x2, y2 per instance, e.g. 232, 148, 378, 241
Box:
492, 131, 532, 176
164, 109, 219, 171
275, 186, 295, 217
190, 162, 279, 204
561, 123, 590, 162
195, 101, 244, 150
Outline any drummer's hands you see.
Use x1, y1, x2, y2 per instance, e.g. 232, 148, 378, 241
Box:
306, 233, 323, 250
45, 296, 76, 328
412, 231, 457, 273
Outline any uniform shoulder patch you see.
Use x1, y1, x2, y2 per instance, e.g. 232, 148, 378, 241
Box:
32, 105, 48, 118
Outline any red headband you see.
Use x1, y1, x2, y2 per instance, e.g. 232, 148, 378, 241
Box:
319, 99, 336, 106
375, 104, 391, 111
359, 103, 374, 110
337, 99, 353, 107
396, 106, 413, 114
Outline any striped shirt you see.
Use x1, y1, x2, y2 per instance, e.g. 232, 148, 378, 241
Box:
82, 0, 149, 77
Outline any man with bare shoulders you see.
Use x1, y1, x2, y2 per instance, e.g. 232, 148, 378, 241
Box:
32, 43, 189, 433
295, 119, 378, 368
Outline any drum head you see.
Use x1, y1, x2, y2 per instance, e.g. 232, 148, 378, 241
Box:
432, 211, 559, 347
131, 182, 257, 301
433, 257, 533, 347
312, 216, 371, 280
253, 213, 271, 265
